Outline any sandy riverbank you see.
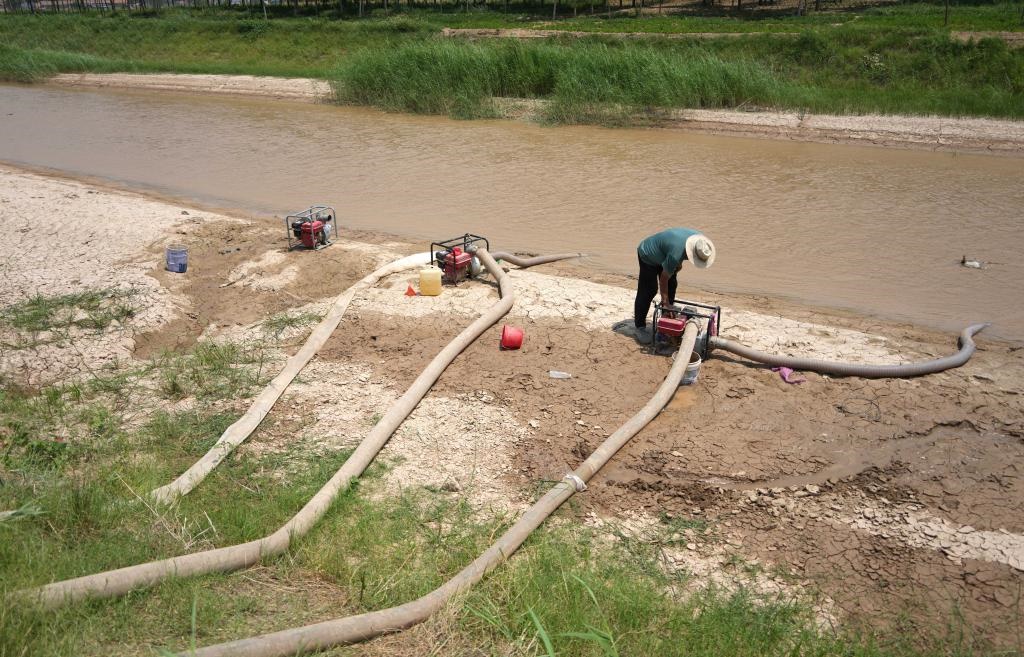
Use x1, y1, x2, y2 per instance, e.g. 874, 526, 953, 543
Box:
48, 73, 1024, 155
2, 163, 1023, 650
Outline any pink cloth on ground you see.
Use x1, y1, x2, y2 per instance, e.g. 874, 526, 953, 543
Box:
771, 366, 807, 384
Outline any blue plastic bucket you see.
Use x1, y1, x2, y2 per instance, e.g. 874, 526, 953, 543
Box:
165, 245, 189, 273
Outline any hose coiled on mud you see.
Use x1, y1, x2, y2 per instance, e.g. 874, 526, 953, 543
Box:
708, 323, 990, 378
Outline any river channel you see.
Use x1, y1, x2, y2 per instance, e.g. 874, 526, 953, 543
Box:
2, 83, 1022, 338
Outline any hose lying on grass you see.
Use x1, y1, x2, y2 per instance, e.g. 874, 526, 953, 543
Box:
22, 248, 580, 609
708, 323, 990, 378
179, 322, 702, 657
149, 249, 582, 506
150, 251, 430, 505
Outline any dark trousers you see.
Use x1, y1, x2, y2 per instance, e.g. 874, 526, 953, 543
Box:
635, 253, 677, 328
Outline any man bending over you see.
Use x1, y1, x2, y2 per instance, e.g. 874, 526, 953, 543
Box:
634, 228, 716, 342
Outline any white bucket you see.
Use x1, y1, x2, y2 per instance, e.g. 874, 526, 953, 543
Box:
681, 352, 702, 386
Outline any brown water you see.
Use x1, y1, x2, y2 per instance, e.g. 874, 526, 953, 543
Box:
2, 84, 1023, 338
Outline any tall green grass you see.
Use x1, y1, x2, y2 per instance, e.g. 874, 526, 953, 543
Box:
332, 35, 1024, 120
0, 43, 126, 82
0, 13, 436, 80
333, 39, 784, 119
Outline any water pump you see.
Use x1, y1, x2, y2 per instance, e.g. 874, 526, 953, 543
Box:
651, 299, 721, 359
285, 205, 336, 251
430, 233, 488, 285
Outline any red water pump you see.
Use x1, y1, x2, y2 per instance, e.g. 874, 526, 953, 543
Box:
431, 234, 489, 285
285, 205, 336, 251
651, 298, 721, 359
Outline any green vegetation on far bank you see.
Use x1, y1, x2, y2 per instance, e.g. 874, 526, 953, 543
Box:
2, 6, 1023, 120
330, 35, 1024, 120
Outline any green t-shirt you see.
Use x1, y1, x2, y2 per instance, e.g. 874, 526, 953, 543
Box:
638, 228, 699, 272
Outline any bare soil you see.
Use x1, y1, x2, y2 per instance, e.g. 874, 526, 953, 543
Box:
315, 276, 1024, 648
3, 164, 1022, 650
440, 26, 801, 39
50, 73, 334, 102
446, 27, 1024, 50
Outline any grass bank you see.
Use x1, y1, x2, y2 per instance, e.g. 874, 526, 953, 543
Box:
1, 9, 1022, 119
331, 36, 1024, 120
0, 13, 435, 80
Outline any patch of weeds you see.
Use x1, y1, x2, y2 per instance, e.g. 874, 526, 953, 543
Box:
0, 503, 45, 524
236, 18, 270, 39
82, 368, 145, 411
0, 382, 75, 469
260, 310, 321, 340
768, 562, 798, 584
743, 559, 767, 579
141, 409, 236, 457
76, 405, 118, 450
0, 288, 138, 336
460, 522, 835, 657
660, 512, 710, 533
0, 366, 149, 476
299, 489, 495, 610
154, 340, 267, 401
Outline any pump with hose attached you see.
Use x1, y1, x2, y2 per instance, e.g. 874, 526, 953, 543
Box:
431, 233, 488, 285
649, 298, 989, 379
650, 298, 721, 360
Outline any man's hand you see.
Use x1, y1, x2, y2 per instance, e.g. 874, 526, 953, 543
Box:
657, 271, 671, 307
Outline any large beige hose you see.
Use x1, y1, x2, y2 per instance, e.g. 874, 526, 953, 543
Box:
151, 252, 431, 505
22, 248, 531, 608
491, 252, 584, 268
181, 321, 700, 657
150, 250, 583, 505
709, 322, 990, 378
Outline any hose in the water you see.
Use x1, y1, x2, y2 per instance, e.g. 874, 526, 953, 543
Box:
22, 248, 578, 608
179, 321, 700, 657
708, 323, 989, 378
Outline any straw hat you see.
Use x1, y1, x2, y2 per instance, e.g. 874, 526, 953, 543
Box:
685, 234, 716, 269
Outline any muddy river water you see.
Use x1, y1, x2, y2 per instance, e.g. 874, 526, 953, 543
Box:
2, 84, 1022, 338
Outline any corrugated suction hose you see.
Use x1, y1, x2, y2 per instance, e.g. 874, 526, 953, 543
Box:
179, 321, 701, 657
708, 323, 990, 378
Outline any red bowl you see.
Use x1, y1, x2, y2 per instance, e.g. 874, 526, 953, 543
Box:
500, 325, 524, 350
